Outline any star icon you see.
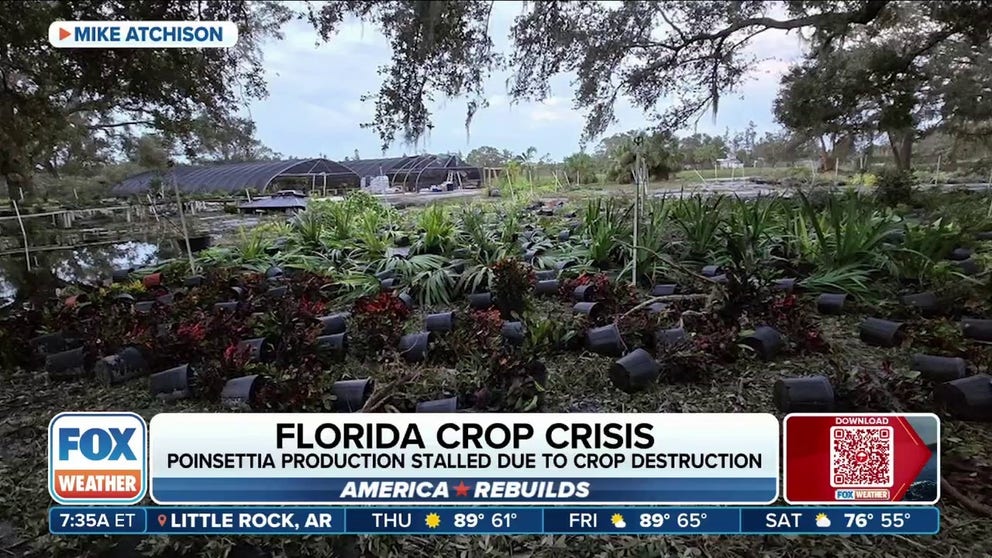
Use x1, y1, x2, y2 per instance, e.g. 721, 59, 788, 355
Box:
453, 481, 472, 497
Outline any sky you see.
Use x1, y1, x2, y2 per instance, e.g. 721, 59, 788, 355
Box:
247, 3, 807, 162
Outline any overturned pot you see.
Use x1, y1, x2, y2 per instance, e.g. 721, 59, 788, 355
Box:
317, 313, 350, 335
238, 337, 275, 364
425, 311, 456, 333
935, 374, 991, 422
816, 293, 847, 315
416, 396, 459, 413
501, 321, 526, 346
94, 346, 150, 386
901, 291, 939, 316
573, 285, 596, 302
467, 292, 494, 310
149, 363, 196, 400
961, 318, 992, 342
221, 375, 264, 410
654, 327, 689, 349
609, 348, 660, 394
773, 375, 836, 413
534, 270, 557, 281
331, 378, 374, 412
910, 354, 967, 383
586, 324, 624, 357
859, 318, 905, 348
534, 279, 560, 296
741, 326, 784, 361
573, 302, 604, 321
650, 284, 678, 296
45, 346, 90, 381
398, 332, 431, 363
316, 333, 348, 356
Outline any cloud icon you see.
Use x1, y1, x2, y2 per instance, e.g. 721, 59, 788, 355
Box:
615, 520, 626, 529
815, 514, 831, 528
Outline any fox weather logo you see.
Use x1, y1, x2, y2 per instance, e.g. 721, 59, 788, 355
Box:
48, 412, 147, 504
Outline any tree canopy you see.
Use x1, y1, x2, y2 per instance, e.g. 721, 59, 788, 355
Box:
306, 0, 992, 154
0, 0, 291, 197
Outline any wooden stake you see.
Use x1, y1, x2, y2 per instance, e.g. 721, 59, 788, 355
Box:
172, 172, 197, 275
11, 199, 31, 271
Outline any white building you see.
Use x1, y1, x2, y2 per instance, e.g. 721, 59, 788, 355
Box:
716, 157, 744, 169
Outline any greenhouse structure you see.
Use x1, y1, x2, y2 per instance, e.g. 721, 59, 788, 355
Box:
110, 154, 483, 196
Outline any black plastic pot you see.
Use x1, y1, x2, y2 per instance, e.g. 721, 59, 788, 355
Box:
701, 265, 722, 277
448, 259, 467, 274
741, 326, 783, 361
266, 238, 288, 256
524, 249, 542, 263
112, 293, 135, 304
859, 318, 905, 347
976, 231, 992, 241
111, 269, 131, 283
238, 337, 273, 363
609, 348, 660, 393
962, 318, 992, 342
155, 293, 175, 306
911, 354, 968, 383
387, 247, 411, 259
586, 324, 624, 357
375, 269, 396, 280
555, 259, 577, 271
416, 397, 459, 412
711, 274, 729, 284
331, 378, 374, 412
265, 266, 284, 279
398, 332, 431, 362
134, 301, 156, 314
318, 313, 349, 335
316, 333, 348, 355
266, 286, 288, 299
573, 302, 603, 320
654, 327, 689, 348
573, 285, 596, 302
817, 293, 847, 315
183, 275, 204, 288
451, 247, 470, 259
535, 270, 557, 281
953, 259, 981, 275
773, 375, 836, 413
30, 332, 70, 356
534, 279, 560, 296
936, 374, 991, 422
150, 364, 196, 399
501, 321, 525, 345
398, 292, 416, 309
901, 291, 939, 316
558, 230, 570, 242
773, 278, 797, 292
94, 346, 149, 386
650, 284, 678, 296
468, 292, 494, 310
380, 277, 399, 290
214, 301, 239, 312
394, 235, 411, 247
949, 247, 973, 261
45, 347, 89, 380
425, 312, 456, 332
221, 375, 263, 409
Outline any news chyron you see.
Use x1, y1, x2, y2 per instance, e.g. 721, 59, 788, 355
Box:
48, 21, 238, 48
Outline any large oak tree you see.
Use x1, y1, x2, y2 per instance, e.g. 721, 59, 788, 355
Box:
307, 1, 991, 154
0, 0, 290, 197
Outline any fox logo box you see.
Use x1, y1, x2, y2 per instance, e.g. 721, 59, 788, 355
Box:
49, 412, 147, 504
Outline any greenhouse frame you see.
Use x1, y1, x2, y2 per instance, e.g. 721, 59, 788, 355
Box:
111, 154, 483, 196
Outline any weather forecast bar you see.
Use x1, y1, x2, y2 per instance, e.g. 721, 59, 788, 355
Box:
49, 506, 939, 535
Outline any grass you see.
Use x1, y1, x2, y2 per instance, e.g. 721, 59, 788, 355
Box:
1, 298, 990, 558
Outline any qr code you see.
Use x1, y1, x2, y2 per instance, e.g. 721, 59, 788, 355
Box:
829, 426, 894, 488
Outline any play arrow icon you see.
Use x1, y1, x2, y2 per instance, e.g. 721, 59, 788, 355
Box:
59, 28, 70, 40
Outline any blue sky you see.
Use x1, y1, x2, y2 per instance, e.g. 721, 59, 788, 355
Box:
248, 4, 805, 161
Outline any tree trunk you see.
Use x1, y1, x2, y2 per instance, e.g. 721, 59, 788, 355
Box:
886, 130, 914, 171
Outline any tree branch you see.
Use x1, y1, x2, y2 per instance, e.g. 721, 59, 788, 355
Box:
88, 120, 153, 130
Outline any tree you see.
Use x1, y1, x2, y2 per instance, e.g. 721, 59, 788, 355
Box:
602, 130, 682, 183
183, 114, 281, 164
465, 146, 514, 168
0, 1, 291, 197
307, 1, 991, 152
677, 133, 727, 168
562, 152, 598, 185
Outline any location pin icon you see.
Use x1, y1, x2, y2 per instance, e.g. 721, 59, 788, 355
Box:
157, 514, 167, 527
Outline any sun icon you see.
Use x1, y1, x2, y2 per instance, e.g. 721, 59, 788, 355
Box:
611, 514, 627, 528
425, 513, 441, 529
815, 513, 831, 528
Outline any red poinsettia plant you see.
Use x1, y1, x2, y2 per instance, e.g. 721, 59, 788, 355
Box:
350, 291, 412, 356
